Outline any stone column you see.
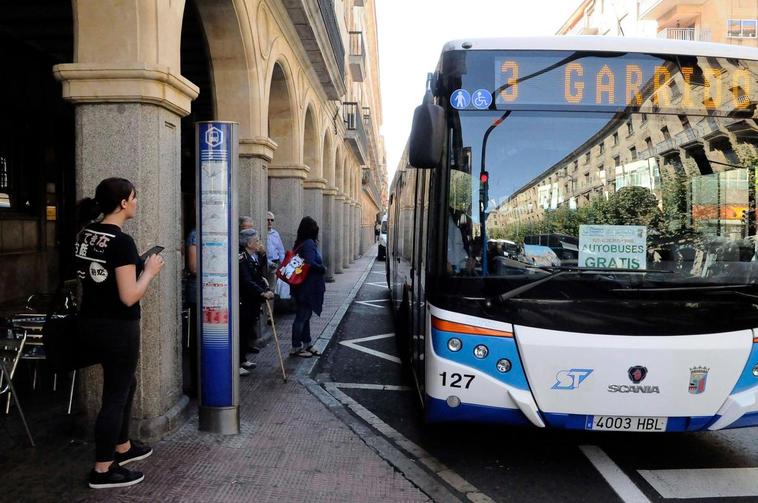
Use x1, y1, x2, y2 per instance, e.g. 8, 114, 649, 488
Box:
350, 201, 359, 261
304, 178, 325, 268
268, 164, 308, 250
322, 186, 338, 281
54, 64, 199, 440
303, 178, 326, 230
358, 203, 364, 255
334, 194, 345, 273
240, 137, 276, 234
354, 203, 361, 259
342, 198, 351, 269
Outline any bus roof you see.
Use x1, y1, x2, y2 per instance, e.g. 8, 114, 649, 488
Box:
441, 36, 758, 61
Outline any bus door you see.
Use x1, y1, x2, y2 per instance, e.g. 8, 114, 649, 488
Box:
389, 173, 404, 309
411, 169, 431, 390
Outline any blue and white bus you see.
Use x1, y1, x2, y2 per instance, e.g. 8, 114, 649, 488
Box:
387, 37, 758, 432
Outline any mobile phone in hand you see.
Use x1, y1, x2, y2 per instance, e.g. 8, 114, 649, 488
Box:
140, 245, 165, 261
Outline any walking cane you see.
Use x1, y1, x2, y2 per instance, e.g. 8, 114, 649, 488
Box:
265, 300, 287, 383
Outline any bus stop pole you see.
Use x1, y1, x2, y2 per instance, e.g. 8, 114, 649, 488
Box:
195, 121, 240, 434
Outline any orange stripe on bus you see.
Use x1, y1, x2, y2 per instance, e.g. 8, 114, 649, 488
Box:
431, 317, 513, 338
754, 336, 758, 343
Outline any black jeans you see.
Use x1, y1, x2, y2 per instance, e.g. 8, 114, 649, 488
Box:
80, 317, 140, 463
291, 301, 313, 350
239, 302, 260, 363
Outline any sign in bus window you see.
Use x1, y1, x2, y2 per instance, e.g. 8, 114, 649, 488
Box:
578, 225, 647, 270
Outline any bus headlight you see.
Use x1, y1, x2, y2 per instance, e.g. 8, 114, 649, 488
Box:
496, 359, 512, 373
448, 338, 462, 352
473, 345, 489, 359
753, 364, 758, 377
446, 395, 461, 408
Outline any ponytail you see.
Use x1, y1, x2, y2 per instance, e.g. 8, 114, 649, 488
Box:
76, 197, 102, 228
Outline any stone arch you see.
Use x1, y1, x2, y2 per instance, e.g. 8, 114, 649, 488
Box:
195, 0, 259, 138
303, 104, 320, 179
267, 58, 297, 164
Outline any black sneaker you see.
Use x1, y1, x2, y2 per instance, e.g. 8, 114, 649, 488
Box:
114, 440, 153, 466
88, 463, 144, 489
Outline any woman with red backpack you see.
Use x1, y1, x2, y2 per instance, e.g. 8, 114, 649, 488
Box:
289, 216, 326, 358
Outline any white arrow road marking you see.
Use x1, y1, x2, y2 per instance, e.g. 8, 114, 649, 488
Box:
339, 332, 401, 364
638, 467, 758, 499
354, 298, 391, 308
365, 281, 388, 289
580, 446, 651, 503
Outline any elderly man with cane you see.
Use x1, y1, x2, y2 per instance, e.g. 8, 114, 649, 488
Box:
238, 228, 273, 376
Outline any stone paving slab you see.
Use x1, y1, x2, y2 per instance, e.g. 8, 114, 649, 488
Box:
0, 247, 430, 503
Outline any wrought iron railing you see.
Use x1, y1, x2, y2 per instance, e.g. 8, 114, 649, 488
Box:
343, 101, 369, 160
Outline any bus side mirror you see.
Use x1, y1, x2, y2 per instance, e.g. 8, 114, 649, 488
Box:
408, 102, 445, 169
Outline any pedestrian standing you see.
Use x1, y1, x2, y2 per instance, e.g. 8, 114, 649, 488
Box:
290, 216, 326, 358
239, 228, 273, 375
75, 177, 165, 489
266, 211, 285, 272
266, 211, 291, 311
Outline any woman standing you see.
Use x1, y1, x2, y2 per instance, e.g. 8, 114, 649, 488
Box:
75, 178, 165, 489
290, 217, 326, 358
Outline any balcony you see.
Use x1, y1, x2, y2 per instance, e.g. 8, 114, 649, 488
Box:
362, 167, 382, 207
344, 102, 368, 164
657, 27, 711, 41
348, 31, 365, 82
640, 0, 707, 21
284, 0, 345, 99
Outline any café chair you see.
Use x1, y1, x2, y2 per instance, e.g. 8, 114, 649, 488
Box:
0, 322, 35, 446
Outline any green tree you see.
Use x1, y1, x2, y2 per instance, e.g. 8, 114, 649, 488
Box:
587, 186, 662, 231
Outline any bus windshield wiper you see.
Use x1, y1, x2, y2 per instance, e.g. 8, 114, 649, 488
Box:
610, 284, 754, 293
496, 267, 671, 302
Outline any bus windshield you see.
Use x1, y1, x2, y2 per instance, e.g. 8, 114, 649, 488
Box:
442, 50, 758, 293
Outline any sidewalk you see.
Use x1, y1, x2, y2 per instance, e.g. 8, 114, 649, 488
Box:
0, 246, 430, 503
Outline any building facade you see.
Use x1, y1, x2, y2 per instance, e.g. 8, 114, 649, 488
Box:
558, 0, 758, 46
0, 0, 386, 440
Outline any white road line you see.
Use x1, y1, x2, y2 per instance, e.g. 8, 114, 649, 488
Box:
354, 298, 391, 308
296, 255, 376, 377
364, 281, 388, 288
344, 333, 395, 344
579, 445, 651, 503
638, 467, 758, 499
332, 382, 412, 391
324, 383, 495, 503
369, 271, 384, 275
340, 333, 401, 364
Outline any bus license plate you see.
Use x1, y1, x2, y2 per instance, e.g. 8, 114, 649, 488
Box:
587, 416, 667, 432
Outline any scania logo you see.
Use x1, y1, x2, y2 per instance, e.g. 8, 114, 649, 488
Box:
608, 384, 660, 394
628, 365, 647, 384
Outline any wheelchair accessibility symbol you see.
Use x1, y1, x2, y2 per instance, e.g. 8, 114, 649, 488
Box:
472, 89, 492, 109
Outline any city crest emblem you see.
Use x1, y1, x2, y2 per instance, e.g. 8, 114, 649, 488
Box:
688, 366, 709, 395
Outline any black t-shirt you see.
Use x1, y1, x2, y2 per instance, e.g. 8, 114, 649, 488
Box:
75, 223, 142, 320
